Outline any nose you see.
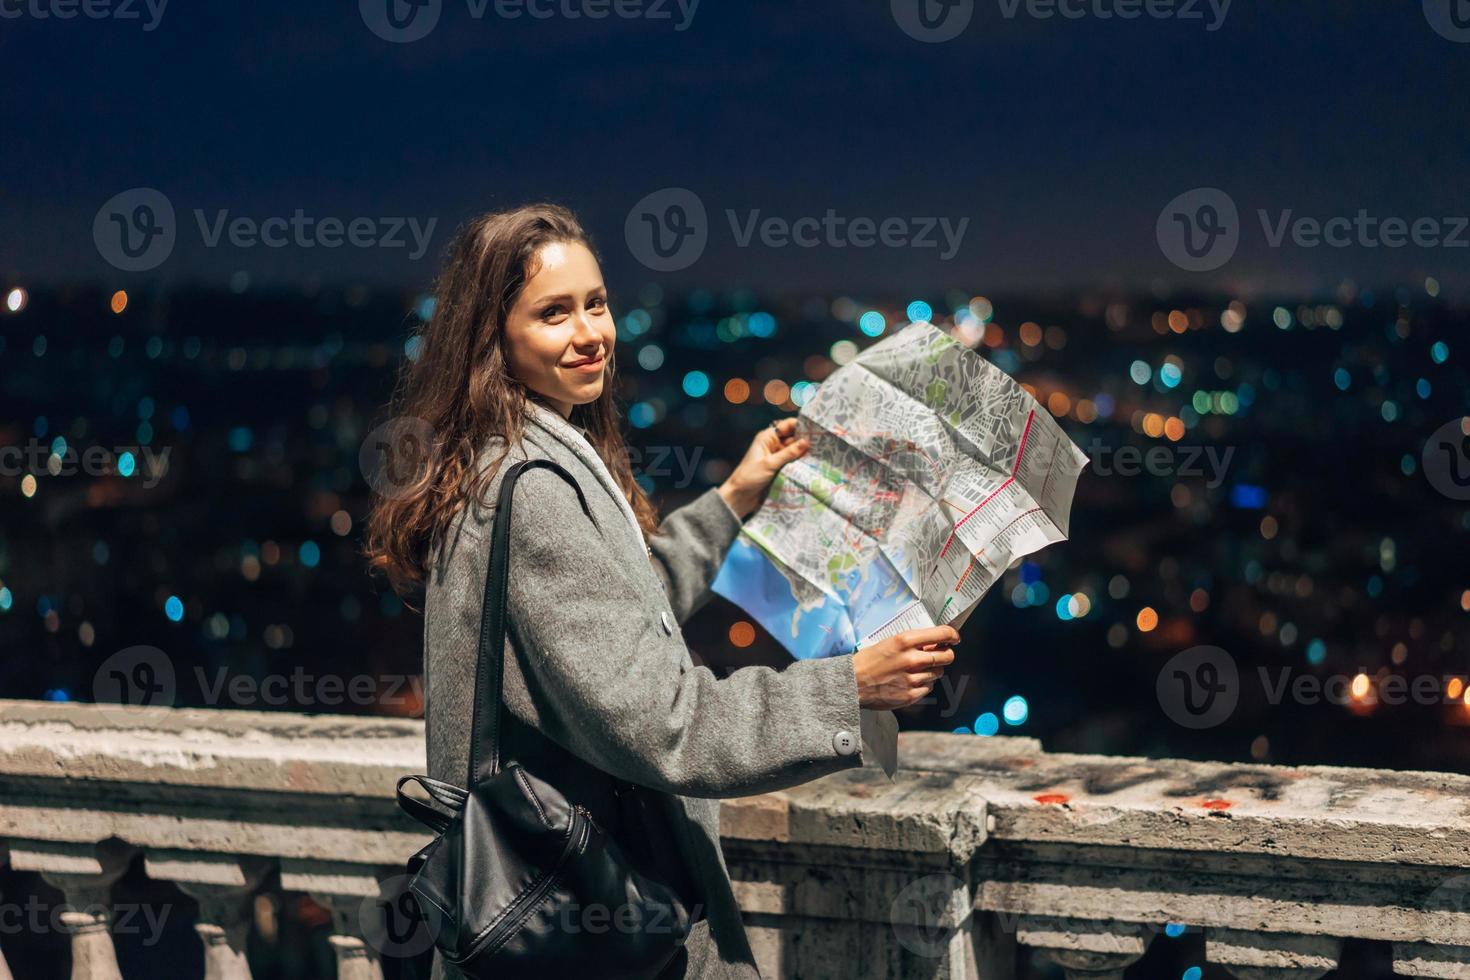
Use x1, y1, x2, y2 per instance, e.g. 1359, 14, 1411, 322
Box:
569, 308, 604, 352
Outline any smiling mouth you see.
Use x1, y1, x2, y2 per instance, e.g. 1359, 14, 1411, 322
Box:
564, 355, 604, 370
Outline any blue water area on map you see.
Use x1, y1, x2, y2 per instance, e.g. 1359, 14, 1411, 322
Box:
712, 537, 919, 661
712, 538, 853, 660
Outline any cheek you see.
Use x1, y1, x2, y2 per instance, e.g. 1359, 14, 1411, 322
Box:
506, 324, 559, 377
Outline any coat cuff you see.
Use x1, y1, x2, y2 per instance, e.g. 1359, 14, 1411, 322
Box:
785, 653, 866, 769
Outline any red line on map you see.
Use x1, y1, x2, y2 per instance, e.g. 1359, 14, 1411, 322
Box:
937, 410, 1035, 560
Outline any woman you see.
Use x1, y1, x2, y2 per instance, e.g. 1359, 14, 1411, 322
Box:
365, 204, 958, 978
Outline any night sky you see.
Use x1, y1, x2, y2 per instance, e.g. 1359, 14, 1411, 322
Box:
3, 0, 1468, 295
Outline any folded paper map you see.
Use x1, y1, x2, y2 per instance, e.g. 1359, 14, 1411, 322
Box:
711, 321, 1090, 774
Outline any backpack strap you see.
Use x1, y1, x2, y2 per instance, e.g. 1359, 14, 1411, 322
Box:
467, 458, 591, 788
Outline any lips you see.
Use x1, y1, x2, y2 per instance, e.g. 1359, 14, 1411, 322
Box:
564, 354, 604, 370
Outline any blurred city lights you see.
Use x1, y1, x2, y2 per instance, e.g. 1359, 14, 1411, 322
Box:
682, 370, 710, 398
1002, 696, 1029, 726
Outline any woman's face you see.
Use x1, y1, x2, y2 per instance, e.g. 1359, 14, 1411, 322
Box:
504, 240, 614, 418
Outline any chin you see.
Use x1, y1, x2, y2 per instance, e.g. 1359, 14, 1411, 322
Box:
572, 380, 605, 405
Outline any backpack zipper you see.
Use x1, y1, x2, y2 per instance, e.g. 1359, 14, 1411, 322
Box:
465, 805, 592, 962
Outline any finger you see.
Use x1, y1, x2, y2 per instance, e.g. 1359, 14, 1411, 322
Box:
907, 684, 934, 704
908, 669, 944, 685
773, 417, 799, 436
769, 438, 811, 467
901, 647, 954, 670
896, 626, 961, 650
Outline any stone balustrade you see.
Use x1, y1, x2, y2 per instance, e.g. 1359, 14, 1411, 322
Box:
1, 698, 1468, 979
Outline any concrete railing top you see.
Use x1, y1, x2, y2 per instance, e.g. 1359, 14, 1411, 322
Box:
5, 698, 1469, 868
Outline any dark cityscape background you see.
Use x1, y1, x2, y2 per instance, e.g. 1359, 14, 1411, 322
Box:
3, 0, 1468, 977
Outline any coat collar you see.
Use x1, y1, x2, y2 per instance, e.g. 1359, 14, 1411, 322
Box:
525, 400, 648, 555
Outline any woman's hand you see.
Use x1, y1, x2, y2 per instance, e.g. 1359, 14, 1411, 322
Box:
853, 626, 960, 710
717, 416, 811, 519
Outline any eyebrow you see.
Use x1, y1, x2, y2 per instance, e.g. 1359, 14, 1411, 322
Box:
527, 287, 606, 307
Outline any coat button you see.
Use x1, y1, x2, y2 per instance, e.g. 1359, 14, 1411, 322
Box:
660, 611, 676, 635
832, 731, 858, 757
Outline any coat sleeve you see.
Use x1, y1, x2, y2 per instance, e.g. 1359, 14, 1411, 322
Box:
505, 467, 866, 798
646, 487, 744, 624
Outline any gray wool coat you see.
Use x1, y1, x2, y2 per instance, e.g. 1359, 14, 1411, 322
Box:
422, 401, 868, 979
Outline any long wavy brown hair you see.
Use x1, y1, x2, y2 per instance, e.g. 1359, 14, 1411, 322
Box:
364, 204, 660, 599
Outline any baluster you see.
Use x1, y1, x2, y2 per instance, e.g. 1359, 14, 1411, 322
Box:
1015, 915, 1150, 980
1393, 940, 1470, 977
144, 851, 270, 980
0, 842, 14, 980
8, 839, 134, 980
281, 859, 397, 980
885, 868, 1001, 980
0, 846, 11, 980
1205, 929, 1341, 980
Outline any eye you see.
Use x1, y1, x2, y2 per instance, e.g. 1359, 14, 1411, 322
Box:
588, 295, 608, 312
540, 304, 568, 322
